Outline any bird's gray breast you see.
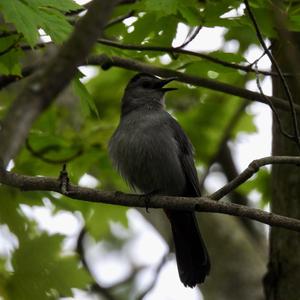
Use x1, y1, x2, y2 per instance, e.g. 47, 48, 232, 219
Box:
109, 110, 186, 195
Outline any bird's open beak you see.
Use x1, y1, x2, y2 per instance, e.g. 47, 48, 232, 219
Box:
159, 77, 178, 92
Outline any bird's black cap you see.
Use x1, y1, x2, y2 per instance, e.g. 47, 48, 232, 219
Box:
127, 73, 177, 91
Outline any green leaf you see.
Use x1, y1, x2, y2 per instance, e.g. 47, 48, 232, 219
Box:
0, 0, 40, 46
25, 0, 81, 12
0, 36, 22, 75
0, 49, 22, 76
72, 73, 100, 118
123, 12, 157, 44
0, 0, 78, 46
233, 110, 257, 136
7, 234, 91, 300
178, 4, 202, 25
210, 51, 246, 63
54, 198, 129, 241
140, 0, 202, 25
183, 53, 246, 81
0, 187, 29, 238
173, 91, 255, 164
85, 204, 128, 239
203, 0, 241, 20
38, 8, 73, 43
238, 168, 271, 207
123, 13, 178, 50
250, 7, 276, 38
143, 0, 179, 15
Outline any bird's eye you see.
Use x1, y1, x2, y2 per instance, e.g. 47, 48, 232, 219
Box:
142, 81, 151, 88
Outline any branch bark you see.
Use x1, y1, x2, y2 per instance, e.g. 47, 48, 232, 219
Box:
264, 30, 300, 300
1, 156, 300, 233
210, 156, 300, 200
0, 0, 117, 167
1, 53, 300, 116
87, 54, 300, 114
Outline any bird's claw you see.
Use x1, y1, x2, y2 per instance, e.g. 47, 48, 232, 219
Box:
140, 191, 157, 213
59, 163, 70, 195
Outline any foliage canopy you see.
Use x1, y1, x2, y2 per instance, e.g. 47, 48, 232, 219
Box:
1, 0, 297, 298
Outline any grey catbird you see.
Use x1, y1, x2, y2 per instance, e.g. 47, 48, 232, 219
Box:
109, 73, 210, 287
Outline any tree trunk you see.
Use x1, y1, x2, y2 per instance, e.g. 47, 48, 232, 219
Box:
199, 214, 265, 300
264, 35, 300, 299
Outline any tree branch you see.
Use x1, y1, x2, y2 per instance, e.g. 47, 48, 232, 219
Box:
136, 254, 169, 300
2, 50, 300, 132
0, 54, 300, 143
2, 52, 293, 113
175, 26, 202, 49
1, 156, 300, 232
104, 10, 135, 29
1, 52, 300, 132
97, 38, 279, 77
0, 0, 117, 167
76, 228, 119, 300
216, 143, 265, 238
25, 139, 84, 164
87, 54, 300, 114
0, 63, 37, 90
254, 62, 294, 140
0, 35, 21, 56
3, 52, 296, 113
210, 156, 300, 200
245, 0, 300, 145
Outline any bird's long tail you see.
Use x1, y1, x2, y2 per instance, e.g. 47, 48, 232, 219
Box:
165, 210, 210, 287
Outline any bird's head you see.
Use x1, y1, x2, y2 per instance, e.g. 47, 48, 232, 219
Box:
121, 73, 177, 115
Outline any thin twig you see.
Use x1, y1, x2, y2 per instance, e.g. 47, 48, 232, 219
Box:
210, 156, 300, 200
20, 43, 47, 51
244, 0, 300, 146
97, 38, 283, 77
119, 0, 138, 4
25, 139, 83, 164
248, 44, 273, 68
108, 266, 144, 290
216, 143, 266, 243
175, 26, 202, 49
105, 10, 135, 29
254, 62, 293, 139
20, 37, 294, 77
76, 228, 118, 300
0, 35, 22, 56
136, 254, 169, 300
0, 31, 18, 38
0, 63, 37, 90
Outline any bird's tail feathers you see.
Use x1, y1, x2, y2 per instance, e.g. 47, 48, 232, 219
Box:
165, 210, 210, 287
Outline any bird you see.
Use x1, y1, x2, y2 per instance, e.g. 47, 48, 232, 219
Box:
108, 72, 210, 287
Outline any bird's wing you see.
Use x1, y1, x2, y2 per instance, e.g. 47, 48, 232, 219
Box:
168, 115, 201, 197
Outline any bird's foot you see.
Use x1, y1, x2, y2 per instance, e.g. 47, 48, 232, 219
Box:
59, 163, 70, 195
140, 190, 158, 213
